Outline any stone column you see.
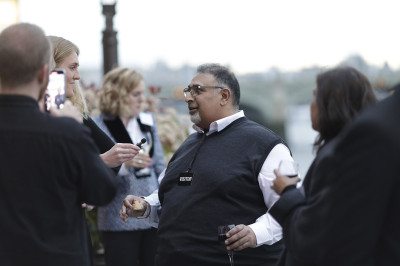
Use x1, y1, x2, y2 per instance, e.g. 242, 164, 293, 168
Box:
102, 2, 118, 75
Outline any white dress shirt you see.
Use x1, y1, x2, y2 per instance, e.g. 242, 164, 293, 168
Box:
143, 110, 293, 246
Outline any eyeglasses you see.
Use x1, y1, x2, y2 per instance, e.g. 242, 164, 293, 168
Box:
183, 85, 223, 98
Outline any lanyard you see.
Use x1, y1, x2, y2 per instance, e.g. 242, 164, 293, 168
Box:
186, 133, 207, 173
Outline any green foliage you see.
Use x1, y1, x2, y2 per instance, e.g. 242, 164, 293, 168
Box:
85, 209, 102, 253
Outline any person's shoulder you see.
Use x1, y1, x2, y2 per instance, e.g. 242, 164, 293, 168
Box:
84, 115, 99, 128
242, 117, 268, 130
351, 92, 399, 130
243, 118, 282, 138
47, 115, 90, 139
55, 116, 86, 131
330, 93, 400, 154
89, 113, 111, 133
90, 113, 104, 124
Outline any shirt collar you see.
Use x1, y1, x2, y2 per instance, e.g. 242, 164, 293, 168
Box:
192, 110, 244, 135
0, 94, 39, 109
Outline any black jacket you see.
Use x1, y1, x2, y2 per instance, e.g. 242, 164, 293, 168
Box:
0, 95, 117, 266
83, 116, 121, 174
270, 92, 400, 266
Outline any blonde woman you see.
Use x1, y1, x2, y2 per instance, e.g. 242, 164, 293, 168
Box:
47, 36, 139, 171
48, 36, 141, 265
93, 67, 165, 266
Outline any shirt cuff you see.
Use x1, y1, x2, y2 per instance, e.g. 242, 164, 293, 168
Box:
143, 191, 159, 205
136, 200, 151, 219
248, 214, 282, 246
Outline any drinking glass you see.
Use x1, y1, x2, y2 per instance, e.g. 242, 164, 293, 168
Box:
218, 224, 235, 266
278, 160, 299, 178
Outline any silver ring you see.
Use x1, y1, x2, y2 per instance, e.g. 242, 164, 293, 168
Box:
138, 159, 143, 164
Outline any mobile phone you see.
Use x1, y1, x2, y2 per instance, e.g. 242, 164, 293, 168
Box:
44, 68, 66, 112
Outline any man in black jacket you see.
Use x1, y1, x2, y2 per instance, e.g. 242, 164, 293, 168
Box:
269, 90, 400, 265
0, 23, 118, 266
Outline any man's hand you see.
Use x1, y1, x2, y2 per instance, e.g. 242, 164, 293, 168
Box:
271, 169, 300, 195
49, 100, 82, 123
225, 224, 257, 251
120, 195, 148, 222
100, 143, 141, 168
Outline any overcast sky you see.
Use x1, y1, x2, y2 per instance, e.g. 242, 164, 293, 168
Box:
15, 0, 400, 74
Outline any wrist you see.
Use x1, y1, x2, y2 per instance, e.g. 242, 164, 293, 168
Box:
100, 152, 111, 167
137, 198, 150, 219
281, 184, 296, 195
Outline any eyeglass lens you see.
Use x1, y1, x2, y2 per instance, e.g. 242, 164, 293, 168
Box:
184, 85, 200, 97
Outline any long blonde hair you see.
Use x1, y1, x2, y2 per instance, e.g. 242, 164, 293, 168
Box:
47, 36, 89, 118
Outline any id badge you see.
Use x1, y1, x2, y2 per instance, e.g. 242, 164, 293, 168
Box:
178, 172, 194, 186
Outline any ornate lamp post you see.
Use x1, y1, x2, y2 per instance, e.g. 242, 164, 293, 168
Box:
101, 0, 118, 75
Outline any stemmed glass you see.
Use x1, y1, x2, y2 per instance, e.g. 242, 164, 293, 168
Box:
278, 160, 299, 178
218, 224, 235, 266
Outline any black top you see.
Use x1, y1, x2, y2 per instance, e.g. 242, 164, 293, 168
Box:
269, 92, 400, 265
84, 116, 121, 174
0, 95, 118, 266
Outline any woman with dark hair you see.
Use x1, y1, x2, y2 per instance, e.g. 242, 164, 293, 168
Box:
269, 66, 377, 265
311, 66, 377, 153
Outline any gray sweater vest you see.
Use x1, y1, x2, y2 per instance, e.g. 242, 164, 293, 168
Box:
156, 117, 287, 265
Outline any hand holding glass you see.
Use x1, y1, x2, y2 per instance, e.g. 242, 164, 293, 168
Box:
218, 224, 235, 266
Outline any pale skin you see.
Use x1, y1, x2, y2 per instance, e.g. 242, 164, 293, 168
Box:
124, 152, 152, 169
119, 73, 259, 251
56, 52, 140, 168
100, 143, 142, 168
56, 52, 79, 98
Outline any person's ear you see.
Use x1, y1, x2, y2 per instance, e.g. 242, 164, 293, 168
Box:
37, 64, 50, 100
220, 88, 231, 106
38, 64, 50, 86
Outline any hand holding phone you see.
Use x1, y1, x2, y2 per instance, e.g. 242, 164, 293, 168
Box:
49, 100, 83, 123
45, 69, 66, 112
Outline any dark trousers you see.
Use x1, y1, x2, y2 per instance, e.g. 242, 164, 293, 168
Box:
155, 253, 279, 266
101, 228, 158, 266
155, 257, 278, 266
86, 222, 94, 266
